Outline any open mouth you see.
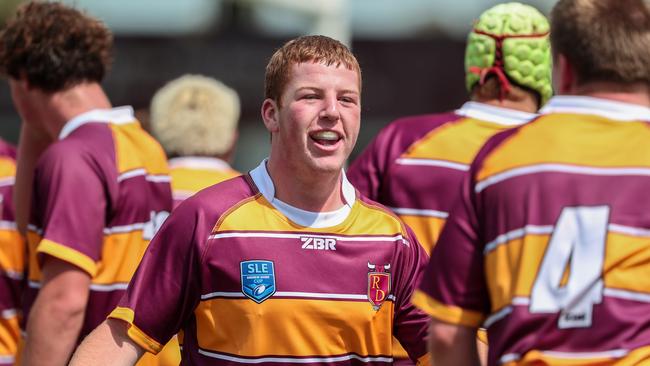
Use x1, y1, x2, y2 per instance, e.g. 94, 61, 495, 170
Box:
309, 130, 341, 146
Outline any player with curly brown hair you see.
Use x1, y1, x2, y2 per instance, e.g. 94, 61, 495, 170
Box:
0, 2, 178, 365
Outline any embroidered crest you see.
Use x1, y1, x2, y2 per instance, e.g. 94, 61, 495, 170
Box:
367, 261, 391, 310
241, 260, 276, 303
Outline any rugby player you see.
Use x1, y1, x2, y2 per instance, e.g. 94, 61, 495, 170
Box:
413, 0, 650, 364
0, 139, 23, 366
0, 2, 178, 365
71, 35, 431, 365
149, 74, 241, 208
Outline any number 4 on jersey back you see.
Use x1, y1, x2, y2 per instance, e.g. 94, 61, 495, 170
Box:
529, 206, 609, 329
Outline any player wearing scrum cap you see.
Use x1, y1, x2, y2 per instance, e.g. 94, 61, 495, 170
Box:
348, 4, 551, 362
149, 74, 241, 208
414, 0, 650, 364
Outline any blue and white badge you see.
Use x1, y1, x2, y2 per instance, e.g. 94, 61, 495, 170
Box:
240, 260, 276, 303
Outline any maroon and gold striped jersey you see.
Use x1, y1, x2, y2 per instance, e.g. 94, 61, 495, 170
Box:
111, 160, 430, 365
348, 102, 535, 255
414, 96, 650, 365
0, 140, 23, 366
167, 156, 240, 209
24, 107, 176, 365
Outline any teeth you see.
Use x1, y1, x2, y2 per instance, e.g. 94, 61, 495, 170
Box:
312, 131, 339, 141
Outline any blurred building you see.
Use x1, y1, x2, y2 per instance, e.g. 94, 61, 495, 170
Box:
0, 0, 556, 171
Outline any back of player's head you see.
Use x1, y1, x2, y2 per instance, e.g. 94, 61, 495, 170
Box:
0, 1, 112, 93
551, 0, 650, 86
150, 74, 240, 158
465, 2, 552, 107
264, 35, 362, 105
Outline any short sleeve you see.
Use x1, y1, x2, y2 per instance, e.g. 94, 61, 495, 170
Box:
32, 146, 107, 276
391, 226, 430, 361
109, 200, 205, 353
412, 166, 490, 328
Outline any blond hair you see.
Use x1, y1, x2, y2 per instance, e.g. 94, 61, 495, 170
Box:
264, 35, 361, 105
150, 74, 240, 157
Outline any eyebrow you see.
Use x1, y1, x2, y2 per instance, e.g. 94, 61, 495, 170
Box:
295, 87, 359, 95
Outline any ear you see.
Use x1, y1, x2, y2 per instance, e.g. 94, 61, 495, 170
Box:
261, 98, 280, 133
554, 53, 576, 95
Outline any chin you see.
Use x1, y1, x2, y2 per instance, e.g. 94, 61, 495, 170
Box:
307, 157, 345, 174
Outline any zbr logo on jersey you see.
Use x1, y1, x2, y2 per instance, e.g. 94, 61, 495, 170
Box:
241, 260, 276, 303
367, 262, 391, 311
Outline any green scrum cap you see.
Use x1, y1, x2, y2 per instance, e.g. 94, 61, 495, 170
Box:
465, 2, 552, 106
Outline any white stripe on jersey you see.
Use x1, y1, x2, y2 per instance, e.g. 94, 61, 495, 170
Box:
117, 168, 170, 183
483, 225, 554, 255
396, 158, 469, 171
197, 349, 393, 364
476, 164, 650, 193
0, 177, 15, 187
201, 291, 396, 302
389, 207, 448, 218
208, 232, 409, 245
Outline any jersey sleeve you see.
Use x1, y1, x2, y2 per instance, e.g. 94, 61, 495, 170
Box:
412, 165, 490, 328
32, 145, 107, 277
109, 200, 205, 354
391, 225, 430, 362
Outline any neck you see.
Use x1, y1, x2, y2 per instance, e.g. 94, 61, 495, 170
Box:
266, 157, 345, 212
41, 83, 112, 139
471, 95, 538, 113
571, 81, 650, 107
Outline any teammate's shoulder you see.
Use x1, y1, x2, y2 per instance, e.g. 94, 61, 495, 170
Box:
389, 111, 461, 130
176, 174, 257, 218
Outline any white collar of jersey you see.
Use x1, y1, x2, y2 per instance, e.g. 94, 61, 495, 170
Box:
168, 156, 231, 171
59, 106, 136, 140
455, 101, 536, 126
540, 96, 650, 122
249, 159, 356, 228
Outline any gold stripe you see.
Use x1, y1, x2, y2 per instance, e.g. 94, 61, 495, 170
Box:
0, 158, 16, 177
37, 239, 97, 277
112, 123, 168, 175
0, 230, 25, 273
95, 231, 149, 284
411, 290, 485, 328
398, 215, 446, 255
478, 115, 650, 182
0, 316, 19, 357
216, 196, 408, 237
170, 167, 239, 194
109, 307, 163, 354
485, 232, 650, 311
195, 298, 394, 356
502, 345, 650, 365
403, 117, 510, 164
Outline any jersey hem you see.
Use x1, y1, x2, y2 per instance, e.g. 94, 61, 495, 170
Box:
108, 306, 163, 354
411, 290, 485, 328
36, 239, 97, 277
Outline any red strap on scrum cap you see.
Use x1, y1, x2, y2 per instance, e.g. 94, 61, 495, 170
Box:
469, 29, 549, 101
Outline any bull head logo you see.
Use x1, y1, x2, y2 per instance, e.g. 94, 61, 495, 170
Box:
367, 261, 391, 310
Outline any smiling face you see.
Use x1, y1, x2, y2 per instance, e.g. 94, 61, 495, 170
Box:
262, 61, 361, 175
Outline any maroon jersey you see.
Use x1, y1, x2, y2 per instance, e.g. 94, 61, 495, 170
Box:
414, 96, 650, 365
0, 140, 22, 366
111, 161, 431, 365
25, 107, 172, 344
348, 102, 535, 254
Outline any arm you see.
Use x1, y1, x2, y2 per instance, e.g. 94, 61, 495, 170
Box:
14, 124, 52, 235
21, 257, 90, 366
70, 319, 144, 366
428, 319, 481, 366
